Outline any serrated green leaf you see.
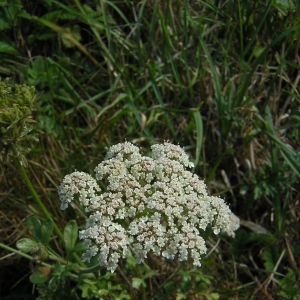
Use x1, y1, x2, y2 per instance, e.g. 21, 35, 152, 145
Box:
278, 268, 298, 299
16, 238, 39, 252
262, 247, 279, 271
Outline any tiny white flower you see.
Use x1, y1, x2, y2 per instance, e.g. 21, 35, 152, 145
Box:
58, 141, 239, 272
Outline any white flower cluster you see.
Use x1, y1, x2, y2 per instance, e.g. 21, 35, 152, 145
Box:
58, 142, 239, 272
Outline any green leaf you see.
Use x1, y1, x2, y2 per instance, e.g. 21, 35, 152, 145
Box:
278, 268, 298, 299
193, 110, 203, 168
0, 41, 17, 54
57, 57, 70, 69
40, 219, 54, 244
97, 93, 127, 119
61, 25, 82, 48
199, 291, 220, 300
0, 11, 11, 30
71, 241, 86, 254
30, 266, 51, 284
9, 0, 22, 15
41, 10, 62, 22
25, 217, 53, 244
41, 0, 53, 8
80, 282, 91, 298
252, 44, 266, 58
26, 34, 35, 45
132, 278, 146, 289
63, 220, 78, 253
261, 247, 279, 271
263, 130, 300, 175
48, 275, 59, 292
272, 0, 295, 16
18, 9, 31, 20
83, 4, 100, 18
33, 56, 46, 74
16, 238, 39, 252
26, 216, 42, 241
0, 32, 17, 53
37, 32, 57, 41
125, 250, 137, 267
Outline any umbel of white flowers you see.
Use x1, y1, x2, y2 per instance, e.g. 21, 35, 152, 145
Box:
58, 142, 239, 272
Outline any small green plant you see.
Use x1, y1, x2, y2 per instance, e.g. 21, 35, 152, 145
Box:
262, 247, 299, 299
0, 78, 37, 166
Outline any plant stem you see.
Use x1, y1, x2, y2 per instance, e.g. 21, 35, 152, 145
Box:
0, 243, 80, 279
14, 148, 85, 266
15, 149, 63, 240
151, 263, 182, 299
78, 264, 103, 274
0, 242, 52, 267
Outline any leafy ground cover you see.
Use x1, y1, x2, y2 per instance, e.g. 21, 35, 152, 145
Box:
0, 0, 299, 299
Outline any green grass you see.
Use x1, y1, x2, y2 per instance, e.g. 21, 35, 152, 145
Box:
0, 0, 299, 299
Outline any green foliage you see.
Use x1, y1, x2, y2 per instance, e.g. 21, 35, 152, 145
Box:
0, 78, 37, 166
262, 246, 280, 271
262, 248, 299, 298
25, 216, 53, 245
16, 238, 40, 253
278, 268, 298, 299
33, 263, 79, 299
79, 272, 131, 299
63, 220, 78, 257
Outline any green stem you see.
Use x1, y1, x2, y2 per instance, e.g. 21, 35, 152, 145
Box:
49, 255, 68, 264
0, 242, 52, 267
0, 243, 79, 280
79, 264, 103, 274
14, 148, 85, 267
16, 150, 63, 240
151, 263, 182, 299
237, 0, 243, 54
